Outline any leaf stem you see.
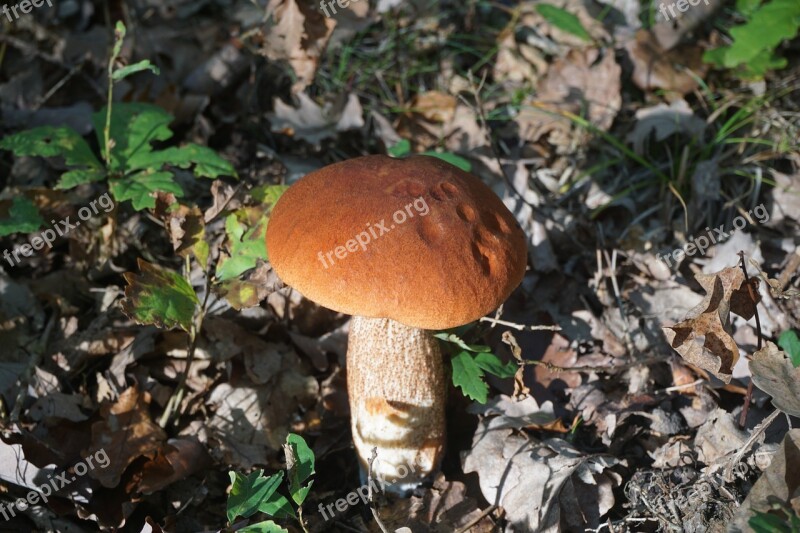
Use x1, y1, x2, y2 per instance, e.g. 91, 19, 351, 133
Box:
158, 258, 211, 428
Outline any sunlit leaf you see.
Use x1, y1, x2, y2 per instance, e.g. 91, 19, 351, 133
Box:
120, 259, 199, 332
227, 470, 284, 522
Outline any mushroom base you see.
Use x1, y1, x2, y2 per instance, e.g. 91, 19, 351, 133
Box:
346, 316, 446, 491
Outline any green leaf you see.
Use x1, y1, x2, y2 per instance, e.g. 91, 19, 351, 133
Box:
0, 197, 45, 237
749, 510, 792, 533
535, 4, 592, 41
0, 127, 105, 189
119, 260, 199, 332
258, 492, 295, 519
92, 103, 174, 173
778, 330, 800, 368
475, 352, 517, 379
434, 332, 492, 353
250, 185, 289, 206
238, 521, 290, 533
388, 139, 411, 157
216, 212, 269, 281
226, 470, 284, 523
112, 59, 161, 81
109, 170, 183, 211
58, 168, 108, 189
451, 351, 489, 404
420, 151, 472, 172
127, 143, 237, 179
737, 0, 764, 17
703, 0, 800, 78
284, 433, 315, 506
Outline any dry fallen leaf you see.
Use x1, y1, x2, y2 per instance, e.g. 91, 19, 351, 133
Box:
732, 430, 800, 531
516, 48, 621, 149
624, 30, 708, 95
269, 92, 365, 146
662, 267, 749, 383
750, 341, 800, 418
463, 415, 623, 531
88, 386, 167, 488
261, 0, 336, 92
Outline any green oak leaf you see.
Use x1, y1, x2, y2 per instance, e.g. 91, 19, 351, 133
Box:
109, 170, 183, 211
284, 433, 315, 506
452, 350, 489, 403
237, 522, 289, 533
0, 196, 45, 237
92, 103, 174, 172
0, 126, 105, 189
250, 185, 289, 206
227, 470, 284, 523
434, 332, 492, 353
475, 352, 517, 379
216, 212, 269, 281
127, 143, 237, 179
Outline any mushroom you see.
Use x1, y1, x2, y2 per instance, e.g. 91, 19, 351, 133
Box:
266, 155, 527, 489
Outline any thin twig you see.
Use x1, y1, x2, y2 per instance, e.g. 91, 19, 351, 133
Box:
518, 355, 669, 373
724, 409, 781, 482
479, 317, 561, 331
738, 251, 763, 428
158, 259, 212, 428
454, 505, 498, 533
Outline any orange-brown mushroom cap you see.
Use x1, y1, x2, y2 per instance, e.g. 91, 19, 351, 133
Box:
266, 155, 527, 330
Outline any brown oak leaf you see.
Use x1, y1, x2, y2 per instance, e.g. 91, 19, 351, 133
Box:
662, 267, 749, 383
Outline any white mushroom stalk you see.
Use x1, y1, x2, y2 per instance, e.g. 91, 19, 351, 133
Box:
347, 316, 446, 487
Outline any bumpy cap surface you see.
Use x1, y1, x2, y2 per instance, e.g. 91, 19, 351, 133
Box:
266, 155, 527, 330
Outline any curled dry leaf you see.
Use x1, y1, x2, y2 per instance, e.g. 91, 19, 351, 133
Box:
732, 429, 800, 531
138, 437, 212, 495
750, 341, 800, 418
516, 48, 621, 148
662, 267, 751, 383
463, 415, 623, 531
87, 386, 167, 488
269, 92, 365, 146
376, 473, 495, 532
625, 30, 708, 95
155, 193, 209, 268
261, 0, 336, 92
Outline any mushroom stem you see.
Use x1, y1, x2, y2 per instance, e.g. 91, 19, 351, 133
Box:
347, 316, 446, 489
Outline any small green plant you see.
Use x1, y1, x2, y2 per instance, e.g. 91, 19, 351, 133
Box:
119, 183, 287, 426
778, 330, 800, 368
436, 331, 517, 403
388, 139, 473, 172
750, 500, 800, 533
0, 21, 236, 224
704, 0, 800, 79
536, 4, 592, 42
226, 433, 315, 533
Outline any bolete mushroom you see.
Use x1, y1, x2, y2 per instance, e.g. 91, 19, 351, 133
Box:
266, 155, 526, 489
